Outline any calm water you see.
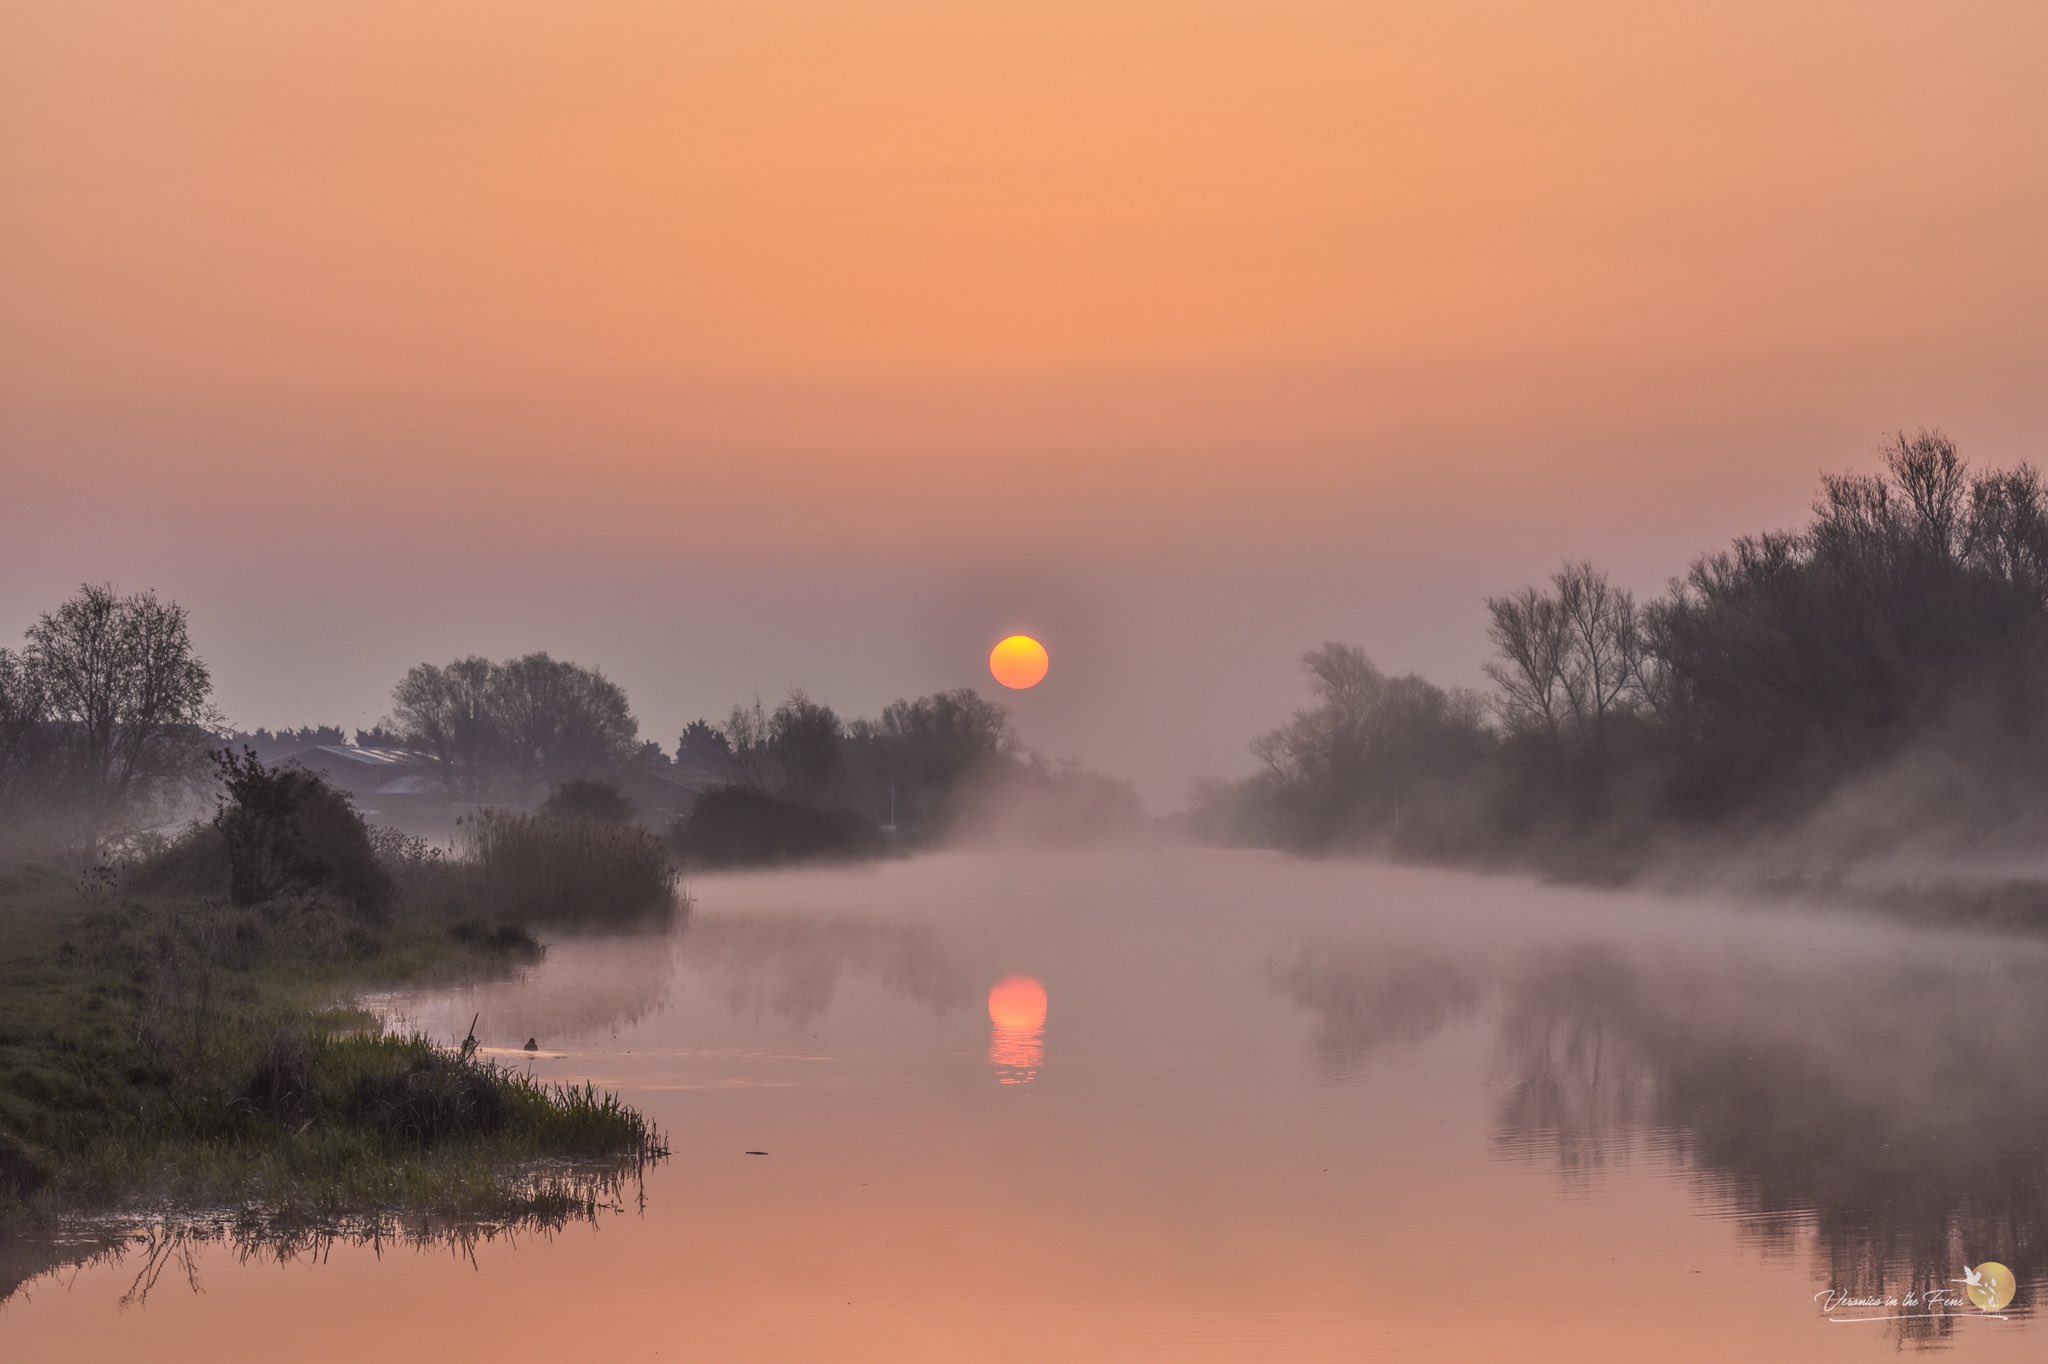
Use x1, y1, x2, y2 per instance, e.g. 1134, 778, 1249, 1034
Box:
8, 849, 2046, 1360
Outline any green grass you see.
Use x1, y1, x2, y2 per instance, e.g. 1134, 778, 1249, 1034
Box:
0, 865, 665, 1299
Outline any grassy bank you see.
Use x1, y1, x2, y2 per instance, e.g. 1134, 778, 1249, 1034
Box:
0, 855, 669, 1299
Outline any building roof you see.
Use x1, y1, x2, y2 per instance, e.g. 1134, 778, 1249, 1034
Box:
283, 745, 435, 768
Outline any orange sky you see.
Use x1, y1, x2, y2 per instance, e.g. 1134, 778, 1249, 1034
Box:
3, 0, 2044, 797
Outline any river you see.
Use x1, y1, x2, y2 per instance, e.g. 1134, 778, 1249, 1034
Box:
6, 848, 2043, 1360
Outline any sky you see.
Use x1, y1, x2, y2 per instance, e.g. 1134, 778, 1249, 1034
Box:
3, 0, 2044, 803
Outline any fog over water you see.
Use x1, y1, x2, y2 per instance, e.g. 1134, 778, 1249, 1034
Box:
8, 848, 2042, 1360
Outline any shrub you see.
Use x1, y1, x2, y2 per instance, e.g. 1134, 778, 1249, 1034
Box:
122, 823, 232, 898
448, 919, 543, 956
213, 750, 392, 916
670, 784, 887, 868
539, 780, 635, 825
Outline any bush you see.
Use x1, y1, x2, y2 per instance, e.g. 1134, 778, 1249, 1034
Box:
213, 750, 392, 916
460, 810, 677, 928
670, 785, 887, 868
448, 919, 543, 955
539, 780, 635, 825
122, 823, 233, 898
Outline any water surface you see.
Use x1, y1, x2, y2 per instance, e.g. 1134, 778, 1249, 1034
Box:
8, 849, 2044, 1360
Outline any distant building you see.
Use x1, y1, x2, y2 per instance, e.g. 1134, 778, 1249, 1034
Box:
274, 744, 727, 833
275, 746, 445, 821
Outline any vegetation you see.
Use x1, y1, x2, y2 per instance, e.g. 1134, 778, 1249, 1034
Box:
1200, 432, 2048, 875
672, 784, 889, 868
675, 718, 734, 774
213, 748, 392, 915
0, 867, 659, 1244
0, 744, 672, 1297
388, 652, 638, 798
455, 808, 680, 928
540, 777, 636, 825
0, 583, 219, 863
220, 724, 349, 763
667, 686, 1140, 867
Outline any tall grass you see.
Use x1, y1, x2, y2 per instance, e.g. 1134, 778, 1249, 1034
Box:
458, 811, 680, 929
0, 875, 659, 1277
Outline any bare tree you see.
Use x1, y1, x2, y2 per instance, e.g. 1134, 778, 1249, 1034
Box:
21, 583, 218, 858
1251, 643, 1493, 848
719, 699, 774, 790
1485, 585, 1573, 751
1253, 643, 1386, 793
1553, 563, 1646, 743
1487, 564, 1653, 780
1964, 463, 2048, 607
0, 647, 50, 816
390, 657, 499, 797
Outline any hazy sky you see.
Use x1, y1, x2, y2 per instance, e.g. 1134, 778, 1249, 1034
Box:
3, 0, 2043, 801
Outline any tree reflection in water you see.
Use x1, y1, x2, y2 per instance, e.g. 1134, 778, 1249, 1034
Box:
1270, 939, 1484, 1082
678, 912, 980, 1027
1277, 928, 2048, 1347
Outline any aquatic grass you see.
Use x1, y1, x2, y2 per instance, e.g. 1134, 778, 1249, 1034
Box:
0, 873, 664, 1301
2, 1153, 656, 1306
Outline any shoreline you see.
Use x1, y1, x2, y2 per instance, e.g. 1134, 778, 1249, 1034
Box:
0, 864, 667, 1303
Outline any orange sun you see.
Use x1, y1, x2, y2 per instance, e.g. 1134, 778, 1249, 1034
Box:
988, 976, 1048, 1031
989, 634, 1050, 690
988, 975, 1048, 1085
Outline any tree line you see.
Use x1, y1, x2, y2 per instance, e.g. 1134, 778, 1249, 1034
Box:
1196, 432, 2048, 870
0, 586, 1137, 866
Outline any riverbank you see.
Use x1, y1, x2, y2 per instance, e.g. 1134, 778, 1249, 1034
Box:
0, 862, 666, 1299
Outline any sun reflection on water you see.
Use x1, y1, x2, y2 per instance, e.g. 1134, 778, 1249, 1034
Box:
987, 975, 1047, 1085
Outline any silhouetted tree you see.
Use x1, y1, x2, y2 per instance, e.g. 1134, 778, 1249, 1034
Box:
387, 653, 640, 799
491, 652, 638, 789
1648, 430, 2048, 822
0, 647, 53, 824
1485, 563, 1656, 820
845, 688, 1016, 831
768, 691, 843, 802
391, 657, 499, 797
718, 700, 774, 790
16, 584, 218, 858
1251, 643, 1492, 850
225, 726, 347, 763
675, 719, 733, 775
670, 784, 884, 867
541, 778, 635, 825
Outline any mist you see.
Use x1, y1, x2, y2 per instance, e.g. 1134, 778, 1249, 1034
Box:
6, 0, 2047, 1355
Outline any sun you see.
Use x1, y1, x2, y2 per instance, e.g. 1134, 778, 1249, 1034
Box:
988, 976, 1048, 1031
989, 634, 1050, 690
